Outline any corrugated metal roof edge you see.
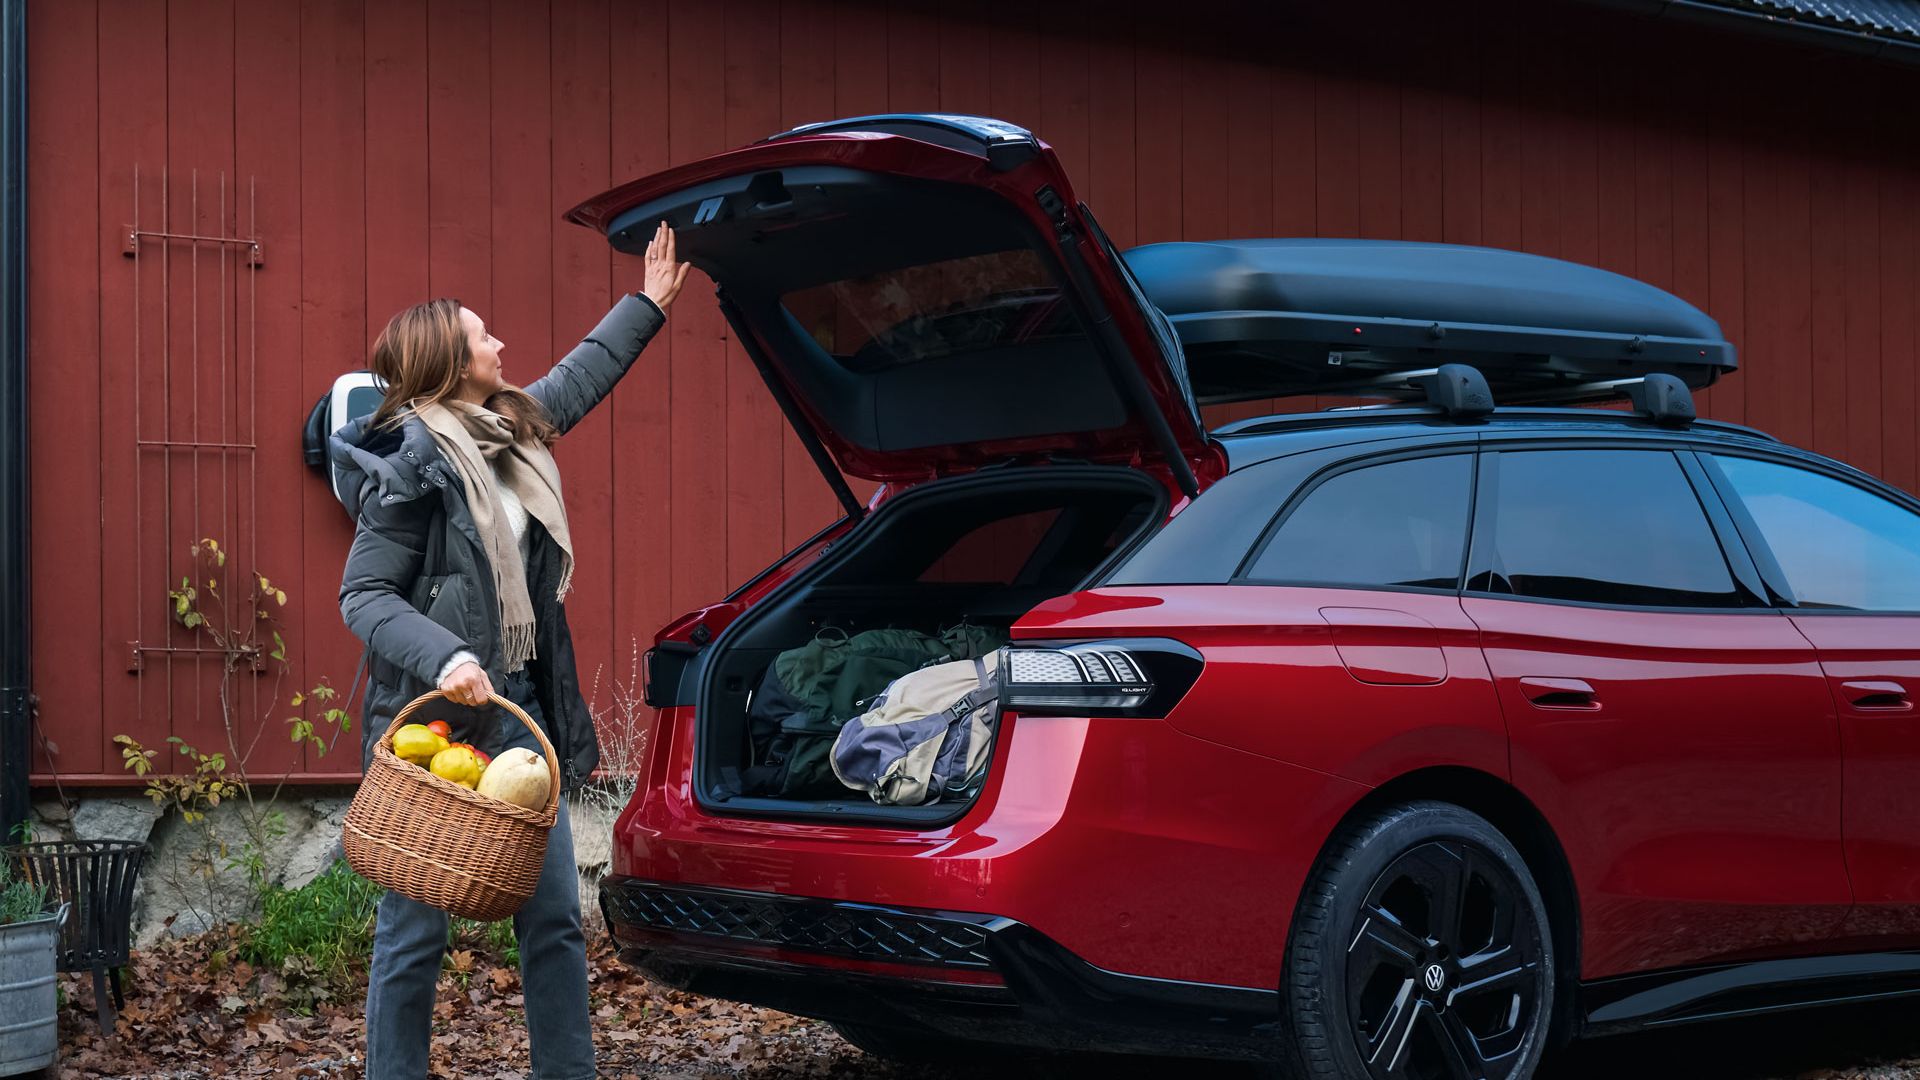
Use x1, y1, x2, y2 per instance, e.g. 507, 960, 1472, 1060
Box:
1748, 0, 1920, 39
1580, 0, 1920, 62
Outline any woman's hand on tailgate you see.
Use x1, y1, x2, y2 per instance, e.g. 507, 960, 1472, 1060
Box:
640, 221, 691, 312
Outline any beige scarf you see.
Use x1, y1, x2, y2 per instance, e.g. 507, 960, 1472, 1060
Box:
416, 399, 574, 673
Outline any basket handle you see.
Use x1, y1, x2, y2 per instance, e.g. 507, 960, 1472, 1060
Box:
380, 689, 563, 817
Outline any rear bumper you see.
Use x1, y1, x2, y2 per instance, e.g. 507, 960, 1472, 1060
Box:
600, 877, 1280, 1060
619, 709, 1369, 989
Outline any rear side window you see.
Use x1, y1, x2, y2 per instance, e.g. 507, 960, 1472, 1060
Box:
1715, 456, 1920, 611
1243, 454, 1473, 590
1478, 450, 1744, 608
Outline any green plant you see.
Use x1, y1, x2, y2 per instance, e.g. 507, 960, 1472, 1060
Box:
236, 861, 381, 994
113, 537, 355, 933
119, 537, 353, 811
225, 810, 289, 894
113, 737, 242, 826
0, 861, 53, 925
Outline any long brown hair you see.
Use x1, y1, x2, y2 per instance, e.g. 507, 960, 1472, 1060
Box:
367, 298, 557, 446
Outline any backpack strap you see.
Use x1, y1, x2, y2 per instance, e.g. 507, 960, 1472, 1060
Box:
946, 657, 997, 722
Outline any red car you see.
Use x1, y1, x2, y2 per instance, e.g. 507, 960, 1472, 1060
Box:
566, 116, 1920, 1079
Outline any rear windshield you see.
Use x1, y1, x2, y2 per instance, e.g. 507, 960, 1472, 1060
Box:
784, 248, 1083, 372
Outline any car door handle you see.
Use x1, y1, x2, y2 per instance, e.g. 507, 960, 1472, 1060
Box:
1519, 677, 1600, 710
1841, 680, 1913, 711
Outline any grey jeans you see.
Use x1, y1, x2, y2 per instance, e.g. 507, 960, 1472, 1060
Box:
364, 669, 592, 1080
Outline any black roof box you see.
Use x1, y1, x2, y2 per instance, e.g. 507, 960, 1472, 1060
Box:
1124, 239, 1736, 406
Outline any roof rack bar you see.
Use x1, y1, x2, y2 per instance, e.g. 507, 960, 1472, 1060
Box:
1505, 372, 1697, 425
1623, 372, 1696, 425
1357, 366, 1442, 386
1351, 363, 1494, 419
1416, 365, 1494, 419
1211, 406, 1775, 441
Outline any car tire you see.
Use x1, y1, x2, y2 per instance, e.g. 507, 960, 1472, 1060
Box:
1269, 800, 1557, 1080
830, 1021, 1030, 1063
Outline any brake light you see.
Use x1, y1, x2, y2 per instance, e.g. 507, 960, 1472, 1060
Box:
1001, 638, 1203, 718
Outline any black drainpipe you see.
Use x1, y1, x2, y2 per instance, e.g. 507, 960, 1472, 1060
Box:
1, 0, 29, 842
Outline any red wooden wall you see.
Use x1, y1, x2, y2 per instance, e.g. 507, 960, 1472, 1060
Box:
26, 0, 1920, 784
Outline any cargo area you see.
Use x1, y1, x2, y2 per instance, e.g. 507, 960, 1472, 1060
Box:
692, 467, 1169, 822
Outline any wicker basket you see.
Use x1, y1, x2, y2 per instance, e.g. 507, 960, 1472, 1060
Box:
342, 690, 561, 921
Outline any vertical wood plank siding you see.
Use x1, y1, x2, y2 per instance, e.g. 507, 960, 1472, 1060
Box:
26, 0, 1920, 782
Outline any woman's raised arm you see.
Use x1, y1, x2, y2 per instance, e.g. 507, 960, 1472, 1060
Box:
523, 222, 689, 436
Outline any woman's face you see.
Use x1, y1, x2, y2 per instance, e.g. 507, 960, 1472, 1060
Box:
457, 306, 506, 398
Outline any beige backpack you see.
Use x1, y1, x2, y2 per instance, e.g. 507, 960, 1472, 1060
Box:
829, 650, 1003, 806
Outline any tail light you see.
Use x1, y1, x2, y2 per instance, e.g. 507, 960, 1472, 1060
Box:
1001, 638, 1203, 718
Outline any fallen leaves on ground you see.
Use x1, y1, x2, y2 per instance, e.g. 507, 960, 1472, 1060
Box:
52, 929, 885, 1080
46, 926, 1920, 1080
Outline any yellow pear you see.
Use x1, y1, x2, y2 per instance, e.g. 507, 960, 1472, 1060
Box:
393, 724, 448, 767
428, 745, 483, 789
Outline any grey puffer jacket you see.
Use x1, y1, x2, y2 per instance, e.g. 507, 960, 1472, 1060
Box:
331, 294, 665, 789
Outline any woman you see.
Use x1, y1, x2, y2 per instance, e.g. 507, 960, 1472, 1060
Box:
332, 222, 690, 1080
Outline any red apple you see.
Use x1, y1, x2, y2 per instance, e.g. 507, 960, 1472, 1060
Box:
426, 720, 452, 739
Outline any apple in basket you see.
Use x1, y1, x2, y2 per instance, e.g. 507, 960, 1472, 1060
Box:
475, 748, 551, 811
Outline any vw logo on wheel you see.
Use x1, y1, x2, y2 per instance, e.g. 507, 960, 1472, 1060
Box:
1422, 964, 1446, 993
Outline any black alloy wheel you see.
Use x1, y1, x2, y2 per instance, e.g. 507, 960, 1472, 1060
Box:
1275, 802, 1555, 1080
1348, 840, 1547, 1077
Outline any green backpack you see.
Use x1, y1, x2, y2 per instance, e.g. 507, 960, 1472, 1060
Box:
742, 624, 1006, 798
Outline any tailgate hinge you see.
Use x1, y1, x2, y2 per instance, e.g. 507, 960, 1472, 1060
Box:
1036, 185, 1073, 241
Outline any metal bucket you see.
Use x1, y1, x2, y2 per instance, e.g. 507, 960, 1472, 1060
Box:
0, 904, 68, 1077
